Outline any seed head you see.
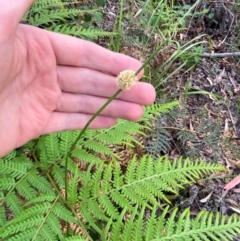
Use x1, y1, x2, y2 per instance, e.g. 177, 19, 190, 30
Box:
116, 70, 137, 90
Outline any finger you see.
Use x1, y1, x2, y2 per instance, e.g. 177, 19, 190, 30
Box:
46, 30, 144, 77
57, 66, 156, 105
42, 112, 117, 134
55, 93, 143, 121
0, 0, 34, 36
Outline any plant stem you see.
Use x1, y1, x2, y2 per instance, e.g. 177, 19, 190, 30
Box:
65, 89, 122, 201
115, 0, 124, 52
135, 42, 166, 76
46, 173, 95, 240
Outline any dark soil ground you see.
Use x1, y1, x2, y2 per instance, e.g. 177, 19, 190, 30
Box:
98, 0, 240, 231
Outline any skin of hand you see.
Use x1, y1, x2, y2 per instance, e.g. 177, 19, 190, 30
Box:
0, 0, 156, 157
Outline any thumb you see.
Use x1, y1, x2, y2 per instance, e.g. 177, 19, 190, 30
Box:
0, 0, 35, 37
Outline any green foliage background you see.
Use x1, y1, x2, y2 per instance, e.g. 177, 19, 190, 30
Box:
0, 1, 240, 240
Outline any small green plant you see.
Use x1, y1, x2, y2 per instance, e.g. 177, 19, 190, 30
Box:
179, 45, 203, 69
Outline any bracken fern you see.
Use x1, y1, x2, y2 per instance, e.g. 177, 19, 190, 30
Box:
2, 147, 239, 240
22, 0, 116, 39
1, 103, 239, 240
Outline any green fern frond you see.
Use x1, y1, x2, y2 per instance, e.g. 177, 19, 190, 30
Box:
64, 235, 85, 241
1, 150, 17, 161
0, 197, 76, 240
68, 166, 79, 206
51, 202, 76, 223
31, 197, 61, 241
45, 213, 64, 240
83, 139, 118, 157
145, 128, 172, 156
0, 156, 33, 179
84, 119, 145, 148
0, 206, 5, 226
0, 203, 52, 237
106, 204, 240, 241
28, 9, 96, 26
142, 101, 179, 124
23, 0, 97, 24
15, 179, 36, 201
71, 148, 103, 165
0, 177, 15, 190
37, 101, 177, 176
78, 155, 224, 229
26, 169, 54, 194
0, 153, 62, 235
0, 156, 47, 215
22, 0, 113, 41
58, 130, 80, 156
51, 164, 65, 188
37, 224, 58, 241
162, 208, 240, 240
24, 195, 57, 205
2, 228, 40, 241
43, 133, 61, 163
176, 129, 199, 147
49, 25, 116, 39
70, 102, 176, 164
4, 192, 23, 215
29, 0, 65, 8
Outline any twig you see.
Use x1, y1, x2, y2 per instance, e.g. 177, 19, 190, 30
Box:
200, 52, 240, 58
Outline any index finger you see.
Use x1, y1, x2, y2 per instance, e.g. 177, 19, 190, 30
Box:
46, 30, 144, 77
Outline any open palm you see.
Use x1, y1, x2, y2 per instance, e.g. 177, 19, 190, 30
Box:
0, 1, 156, 157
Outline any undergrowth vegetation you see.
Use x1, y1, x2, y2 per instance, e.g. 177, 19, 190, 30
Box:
22, 0, 115, 39
1, 0, 240, 240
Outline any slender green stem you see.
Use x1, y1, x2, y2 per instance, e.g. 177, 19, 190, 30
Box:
65, 89, 122, 200
32, 151, 92, 238
135, 41, 167, 76
46, 173, 95, 240
115, 0, 124, 52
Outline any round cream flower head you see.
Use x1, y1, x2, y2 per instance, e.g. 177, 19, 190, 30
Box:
116, 70, 137, 90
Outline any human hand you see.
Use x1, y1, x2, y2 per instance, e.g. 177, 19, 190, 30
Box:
0, 0, 156, 157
